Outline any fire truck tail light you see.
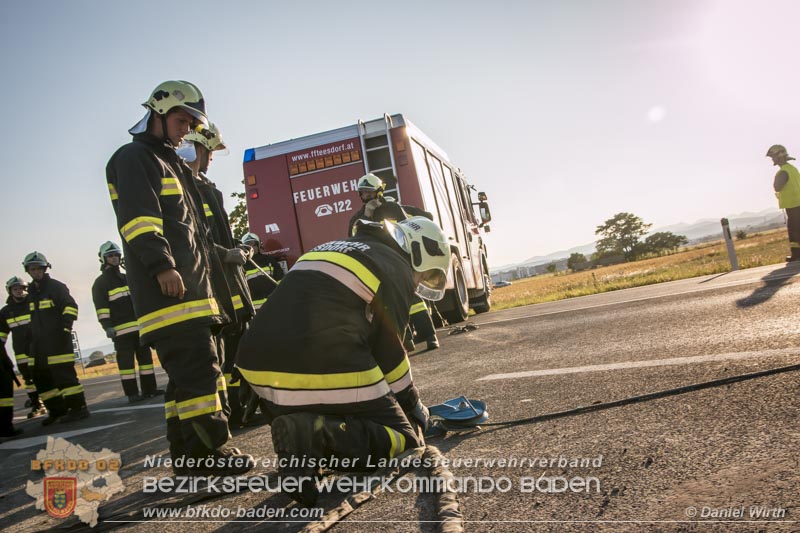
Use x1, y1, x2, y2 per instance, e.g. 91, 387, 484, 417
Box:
246, 175, 257, 186
250, 189, 259, 200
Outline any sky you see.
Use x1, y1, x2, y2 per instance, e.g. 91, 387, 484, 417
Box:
2, 0, 799, 351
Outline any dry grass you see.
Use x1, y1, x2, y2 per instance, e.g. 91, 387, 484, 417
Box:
14, 352, 162, 390
491, 229, 790, 311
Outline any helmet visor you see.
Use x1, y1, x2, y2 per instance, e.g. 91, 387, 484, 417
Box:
416, 269, 447, 301
180, 101, 208, 126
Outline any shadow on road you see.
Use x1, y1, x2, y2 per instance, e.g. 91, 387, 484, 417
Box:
736, 263, 799, 308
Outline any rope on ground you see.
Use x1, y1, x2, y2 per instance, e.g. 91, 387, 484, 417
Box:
300, 449, 420, 533
423, 445, 464, 533
482, 362, 800, 428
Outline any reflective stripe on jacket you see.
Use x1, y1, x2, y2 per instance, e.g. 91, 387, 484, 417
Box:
236, 225, 420, 414
106, 133, 232, 343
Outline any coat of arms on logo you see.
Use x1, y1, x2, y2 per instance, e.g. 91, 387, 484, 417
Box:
44, 477, 77, 519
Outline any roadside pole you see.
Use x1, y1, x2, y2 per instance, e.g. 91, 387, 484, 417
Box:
721, 218, 739, 271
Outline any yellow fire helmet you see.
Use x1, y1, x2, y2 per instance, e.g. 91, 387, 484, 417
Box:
386, 216, 451, 301
766, 144, 795, 161
144, 80, 208, 125
184, 122, 229, 155
5, 276, 27, 293
357, 173, 385, 193
23, 251, 51, 270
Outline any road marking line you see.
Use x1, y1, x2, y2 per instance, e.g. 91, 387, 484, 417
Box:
92, 404, 164, 414
478, 348, 800, 381
0, 422, 132, 451
474, 272, 800, 328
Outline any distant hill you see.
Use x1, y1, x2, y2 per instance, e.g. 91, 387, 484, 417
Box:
492, 208, 784, 274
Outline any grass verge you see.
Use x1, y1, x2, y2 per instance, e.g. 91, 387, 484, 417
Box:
490, 229, 790, 311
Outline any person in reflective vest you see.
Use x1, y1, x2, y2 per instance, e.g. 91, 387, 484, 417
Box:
24, 251, 89, 423
92, 241, 164, 403
237, 216, 451, 506
105, 80, 253, 476
0, 276, 46, 419
768, 144, 800, 261
179, 123, 256, 430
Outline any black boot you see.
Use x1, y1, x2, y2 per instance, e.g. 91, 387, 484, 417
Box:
59, 406, 90, 423
270, 413, 326, 506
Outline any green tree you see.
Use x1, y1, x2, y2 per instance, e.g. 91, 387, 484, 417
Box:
546, 262, 557, 273
595, 212, 652, 261
735, 229, 747, 240
643, 231, 688, 255
228, 181, 249, 240
567, 252, 587, 271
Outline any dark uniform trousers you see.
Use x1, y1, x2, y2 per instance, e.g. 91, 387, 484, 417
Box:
33, 364, 68, 416
156, 328, 230, 459
17, 361, 40, 408
264, 396, 422, 467
114, 332, 157, 397
219, 326, 245, 421
33, 333, 86, 412
408, 297, 436, 342
786, 205, 800, 254
0, 366, 14, 435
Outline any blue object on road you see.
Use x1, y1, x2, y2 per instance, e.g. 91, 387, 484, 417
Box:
425, 396, 489, 438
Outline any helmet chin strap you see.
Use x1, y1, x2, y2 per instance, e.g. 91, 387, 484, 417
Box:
160, 113, 173, 146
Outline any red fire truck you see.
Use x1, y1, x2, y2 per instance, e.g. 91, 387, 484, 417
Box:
242, 113, 493, 323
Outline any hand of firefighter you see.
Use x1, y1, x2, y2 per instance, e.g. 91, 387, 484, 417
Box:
105, 327, 116, 339
238, 244, 254, 261
156, 268, 186, 299
408, 400, 430, 432
230, 366, 242, 385
364, 198, 382, 218
224, 247, 248, 266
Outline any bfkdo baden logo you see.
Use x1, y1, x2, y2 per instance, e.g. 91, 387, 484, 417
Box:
44, 477, 77, 519
26, 437, 125, 527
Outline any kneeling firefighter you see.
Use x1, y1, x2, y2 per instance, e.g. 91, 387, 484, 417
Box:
236, 216, 451, 505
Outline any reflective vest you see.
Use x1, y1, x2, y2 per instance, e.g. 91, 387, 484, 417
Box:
777, 163, 800, 209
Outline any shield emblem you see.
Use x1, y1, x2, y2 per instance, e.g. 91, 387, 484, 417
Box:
44, 477, 77, 519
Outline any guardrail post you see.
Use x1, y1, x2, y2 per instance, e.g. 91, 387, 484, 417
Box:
721, 218, 739, 271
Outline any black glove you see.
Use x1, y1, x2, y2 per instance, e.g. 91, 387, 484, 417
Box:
223, 248, 248, 265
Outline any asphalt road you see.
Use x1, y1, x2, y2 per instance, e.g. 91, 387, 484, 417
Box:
2, 263, 800, 531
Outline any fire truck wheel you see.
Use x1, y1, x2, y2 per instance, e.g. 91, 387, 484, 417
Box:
441, 254, 469, 324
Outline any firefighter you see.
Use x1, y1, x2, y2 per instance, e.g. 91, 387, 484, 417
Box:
0, 277, 46, 418
237, 216, 451, 506
767, 144, 800, 262
105, 80, 253, 475
24, 252, 89, 423
348, 174, 440, 351
346, 173, 408, 237
179, 123, 255, 429
241, 232, 282, 312
1, 342, 22, 438
92, 241, 164, 402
